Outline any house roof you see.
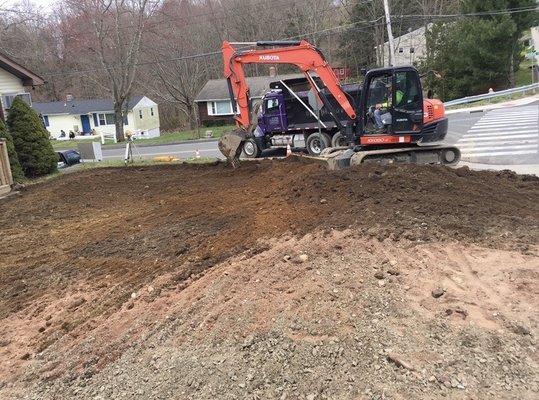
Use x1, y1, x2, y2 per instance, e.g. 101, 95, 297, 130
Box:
33, 96, 146, 116
0, 52, 45, 86
195, 73, 304, 102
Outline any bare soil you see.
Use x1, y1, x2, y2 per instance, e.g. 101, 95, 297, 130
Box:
0, 159, 537, 399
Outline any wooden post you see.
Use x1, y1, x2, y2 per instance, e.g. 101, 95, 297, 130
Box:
0, 138, 14, 196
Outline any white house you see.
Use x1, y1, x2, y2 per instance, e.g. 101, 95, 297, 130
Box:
381, 25, 431, 67
33, 96, 160, 139
0, 52, 45, 120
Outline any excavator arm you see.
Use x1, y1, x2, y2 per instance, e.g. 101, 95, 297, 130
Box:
222, 40, 356, 128
218, 40, 357, 164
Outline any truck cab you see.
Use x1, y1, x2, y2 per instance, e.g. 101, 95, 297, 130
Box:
258, 90, 287, 133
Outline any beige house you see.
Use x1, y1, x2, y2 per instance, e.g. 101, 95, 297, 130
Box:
33, 96, 160, 139
0, 52, 45, 120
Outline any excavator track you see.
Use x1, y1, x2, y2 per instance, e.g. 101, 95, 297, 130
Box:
299, 145, 461, 170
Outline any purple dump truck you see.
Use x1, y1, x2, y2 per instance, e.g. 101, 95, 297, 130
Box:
243, 77, 361, 158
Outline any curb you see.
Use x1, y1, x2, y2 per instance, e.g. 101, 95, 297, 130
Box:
54, 137, 219, 151
104, 137, 219, 149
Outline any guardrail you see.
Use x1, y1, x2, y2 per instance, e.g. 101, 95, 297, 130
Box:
444, 83, 539, 107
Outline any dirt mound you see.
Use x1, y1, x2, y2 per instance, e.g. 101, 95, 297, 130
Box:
0, 159, 537, 398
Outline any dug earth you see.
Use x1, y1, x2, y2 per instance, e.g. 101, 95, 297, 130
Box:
0, 159, 537, 399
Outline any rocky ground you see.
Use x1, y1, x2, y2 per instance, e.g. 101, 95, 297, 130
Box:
0, 159, 537, 399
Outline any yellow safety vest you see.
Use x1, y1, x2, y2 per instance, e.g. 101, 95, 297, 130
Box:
381, 90, 404, 108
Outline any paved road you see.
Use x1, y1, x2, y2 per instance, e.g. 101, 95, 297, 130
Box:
445, 102, 538, 165
99, 101, 538, 173
102, 140, 224, 160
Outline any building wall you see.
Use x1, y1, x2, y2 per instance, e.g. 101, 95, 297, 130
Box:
0, 68, 24, 95
0, 69, 26, 118
382, 26, 428, 67
133, 105, 159, 132
45, 112, 138, 139
197, 101, 235, 126
45, 114, 81, 138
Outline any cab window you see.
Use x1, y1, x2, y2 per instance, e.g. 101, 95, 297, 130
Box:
394, 71, 421, 110
265, 98, 279, 112
366, 74, 391, 108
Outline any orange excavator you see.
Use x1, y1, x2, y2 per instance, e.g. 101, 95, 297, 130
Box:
218, 40, 460, 169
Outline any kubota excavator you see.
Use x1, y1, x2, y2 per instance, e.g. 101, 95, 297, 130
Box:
218, 40, 460, 169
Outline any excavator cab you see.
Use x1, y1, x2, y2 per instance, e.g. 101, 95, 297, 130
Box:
360, 67, 424, 137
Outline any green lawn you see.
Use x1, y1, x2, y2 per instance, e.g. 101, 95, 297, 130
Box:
515, 58, 534, 87
51, 138, 115, 150
446, 90, 532, 109
50, 125, 234, 150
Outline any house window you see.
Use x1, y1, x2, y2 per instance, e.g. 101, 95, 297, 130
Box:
2, 92, 32, 109
207, 101, 233, 116
139, 109, 143, 119
150, 107, 154, 116
42, 115, 49, 127
98, 113, 116, 125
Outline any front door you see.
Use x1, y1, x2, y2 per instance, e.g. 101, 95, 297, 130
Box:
363, 72, 393, 134
263, 96, 286, 132
391, 70, 423, 134
80, 115, 91, 133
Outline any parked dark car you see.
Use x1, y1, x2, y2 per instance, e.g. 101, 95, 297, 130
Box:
56, 149, 81, 168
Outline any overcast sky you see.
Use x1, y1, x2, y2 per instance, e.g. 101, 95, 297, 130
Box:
3, 0, 57, 11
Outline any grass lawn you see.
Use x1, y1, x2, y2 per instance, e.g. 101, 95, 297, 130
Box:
445, 90, 533, 110
515, 58, 534, 87
51, 138, 116, 150
50, 125, 234, 150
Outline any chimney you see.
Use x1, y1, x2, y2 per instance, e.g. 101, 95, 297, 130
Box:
269, 66, 277, 77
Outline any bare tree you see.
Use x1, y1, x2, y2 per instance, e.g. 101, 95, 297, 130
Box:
64, 0, 158, 141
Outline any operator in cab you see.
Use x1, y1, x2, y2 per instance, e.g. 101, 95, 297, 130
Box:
373, 83, 404, 132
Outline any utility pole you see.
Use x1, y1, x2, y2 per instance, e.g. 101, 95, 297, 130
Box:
383, 0, 395, 67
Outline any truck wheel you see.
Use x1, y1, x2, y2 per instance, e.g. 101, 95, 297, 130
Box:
331, 132, 348, 148
306, 133, 331, 156
242, 138, 260, 158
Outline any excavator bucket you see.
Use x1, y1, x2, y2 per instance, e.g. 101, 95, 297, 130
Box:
218, 128, 248, 167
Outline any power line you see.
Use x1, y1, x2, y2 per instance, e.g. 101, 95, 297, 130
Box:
38, 5, 538, 78
395, 6, 538, 19
40, 16, 386, 78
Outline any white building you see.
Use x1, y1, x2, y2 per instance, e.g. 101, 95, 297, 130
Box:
33, 96, 160, 139
0, 52, 45, 120
381, 25, 430, 67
